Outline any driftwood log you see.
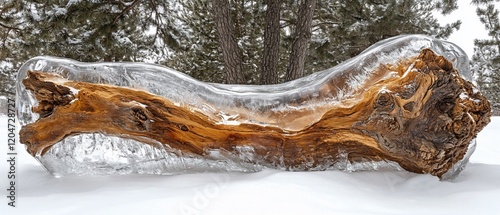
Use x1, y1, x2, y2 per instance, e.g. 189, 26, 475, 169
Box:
20, 49, 491, 178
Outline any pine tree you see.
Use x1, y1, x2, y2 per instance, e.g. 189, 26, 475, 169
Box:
171, 0, 460, 84
16, 0, 179, 62
305, 0, 461, 75
0, 0, 23, 96
1, 2, 182, 81
168, 0, 265, 84
0, 0, 463, 96
211, 0, 246, 84
471, 0, 500, 115
260, 0, 281, 84
166, 0, 226, 83
285, 0, 317, 81
1, 0, 189, 95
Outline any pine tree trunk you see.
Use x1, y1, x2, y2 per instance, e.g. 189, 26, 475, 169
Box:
285, 0, 317, 82
211, 0, 246, 84
260, 0, 281, 85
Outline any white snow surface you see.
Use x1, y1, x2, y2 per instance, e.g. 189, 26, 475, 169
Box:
0, 116, 499, 214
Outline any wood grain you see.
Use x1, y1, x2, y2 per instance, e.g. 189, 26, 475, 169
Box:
19, 49, 492, 178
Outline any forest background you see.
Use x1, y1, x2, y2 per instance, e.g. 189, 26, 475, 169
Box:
1, 0, 498, 114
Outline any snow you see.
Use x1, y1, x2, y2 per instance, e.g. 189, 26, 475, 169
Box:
51, 7, 67, 17
66, 0, 81, 8
1, 116, 499, 214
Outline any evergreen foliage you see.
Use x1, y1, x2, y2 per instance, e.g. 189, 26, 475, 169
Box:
15, 0, 185, 62
305, 0, 461, 75
0, 0, 23, 95
1, 0, 183, 93
1, 0, 462, 93
471, 0, 500, 115
168, 0, 460, 84
168, 0, 265, 83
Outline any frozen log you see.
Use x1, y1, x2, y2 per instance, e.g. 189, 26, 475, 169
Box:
19, 48, 491, 179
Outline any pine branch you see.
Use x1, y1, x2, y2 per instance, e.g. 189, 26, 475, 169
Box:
0, 22, 20, 31
112, 0, 141, 24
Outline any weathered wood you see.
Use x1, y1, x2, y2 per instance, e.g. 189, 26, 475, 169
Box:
19, 49, 491, 178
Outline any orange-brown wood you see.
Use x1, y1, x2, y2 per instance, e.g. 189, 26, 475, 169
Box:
19, 49, 492, 178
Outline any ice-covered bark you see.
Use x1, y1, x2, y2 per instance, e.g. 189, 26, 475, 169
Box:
16, 35, 492, 179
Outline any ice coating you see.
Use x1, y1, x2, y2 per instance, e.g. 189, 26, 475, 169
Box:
16, 34, 475, 179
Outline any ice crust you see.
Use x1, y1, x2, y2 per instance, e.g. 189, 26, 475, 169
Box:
16, 35, 474, 179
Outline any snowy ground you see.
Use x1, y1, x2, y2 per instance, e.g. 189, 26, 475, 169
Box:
0, 116, 499, 215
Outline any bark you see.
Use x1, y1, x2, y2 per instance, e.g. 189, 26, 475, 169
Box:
285, 0, 317, 82
260, 0, 281, 85
211, 0, 246, 84
20, 49, 492, 178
